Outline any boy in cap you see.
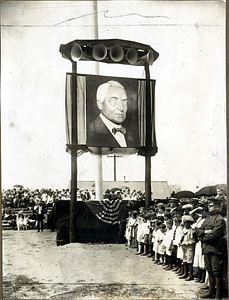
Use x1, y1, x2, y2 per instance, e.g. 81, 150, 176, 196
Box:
169, 198, 179, 214
179, 215, 196, 281
182, 204, 194, 215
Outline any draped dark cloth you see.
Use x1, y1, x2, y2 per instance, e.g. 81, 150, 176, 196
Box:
49, 200, 147, 245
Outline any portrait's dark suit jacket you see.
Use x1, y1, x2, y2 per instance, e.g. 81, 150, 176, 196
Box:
87, 116, 138, 148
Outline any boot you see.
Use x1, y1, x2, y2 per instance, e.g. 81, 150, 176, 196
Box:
185, 264, 193, 281
136, 243, 143, 255
179, 263, 188, 279
174, 267, 181, 274
172, 259, 179, 272
199, 270, 206, 283
164, 264, 172, 271
172, 260, 180, 271
200, 285, 209, 290
195, 268, 201, 282
142, 244, 148, 255
147, 245, 153, 257
174, 260, 181, 273
200, 272, 215, 298
164, 256, 172, 270
151, 251, 155, 261
177, 263, 184, 275
215, 278, 223, 299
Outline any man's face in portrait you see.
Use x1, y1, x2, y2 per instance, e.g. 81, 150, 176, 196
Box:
97, 85, 128, 124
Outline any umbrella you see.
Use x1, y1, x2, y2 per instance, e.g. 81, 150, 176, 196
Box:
121, 186, 130, 190
173, 190, 195, 199
13, 184, 24, 189
195, 185, 217, 197
110, 187, 122, 193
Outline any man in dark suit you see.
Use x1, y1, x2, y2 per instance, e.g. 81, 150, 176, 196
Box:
87, 80, 138, 148
35, 200, 46, 232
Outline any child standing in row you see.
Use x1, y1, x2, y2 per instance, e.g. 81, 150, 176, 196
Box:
156, 223, 166, 264
172, 217, 183, 272
179, 215, 196, 281
162, 219, 174, 270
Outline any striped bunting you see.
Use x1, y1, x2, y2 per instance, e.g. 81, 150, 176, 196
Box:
85, 199, 124, 225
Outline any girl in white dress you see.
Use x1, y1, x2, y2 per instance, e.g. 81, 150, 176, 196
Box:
190, 206, 207, 283
157, 223, 166, 264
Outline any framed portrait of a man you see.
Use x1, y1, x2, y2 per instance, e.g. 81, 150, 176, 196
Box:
65, 73, 157, 155
86, 75, 139, 148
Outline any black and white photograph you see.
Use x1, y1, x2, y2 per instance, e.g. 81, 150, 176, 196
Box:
1, 1, 227, 299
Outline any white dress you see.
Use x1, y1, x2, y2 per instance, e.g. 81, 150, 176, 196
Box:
136, 217, 145, 242
157, 230, 166, 255
193, 218, 205, 268
125, 217, 135, 241
174, 225, 184, 259
153, 229, 159, 252
162, 228, 174, 255
137, 221, 149, 243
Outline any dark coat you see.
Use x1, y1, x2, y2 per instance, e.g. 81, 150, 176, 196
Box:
87, 116, 138, 148
35, 203, 46, 219
118, 203, 130, 222
196, 212, 226, 255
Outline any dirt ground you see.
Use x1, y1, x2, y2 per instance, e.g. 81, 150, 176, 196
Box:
3, 229, 208, 299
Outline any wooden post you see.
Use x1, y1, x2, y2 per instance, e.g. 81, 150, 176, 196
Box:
107, 154, 122, 181
144, 63, 152, 209
95, 148, 103, 200
70, 62, 78, 243
114, 155, 117, 182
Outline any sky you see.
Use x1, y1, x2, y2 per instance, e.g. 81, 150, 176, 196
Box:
1, 1, 226, 193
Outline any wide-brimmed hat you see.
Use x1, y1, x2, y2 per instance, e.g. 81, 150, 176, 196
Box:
182, 204, 194, 210
207, 197, 222, 205
182, 215, 195, 223
169, 198, 179, 203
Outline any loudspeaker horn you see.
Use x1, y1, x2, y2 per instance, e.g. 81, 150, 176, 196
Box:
92, 44, 107, 61
70, 43, 83, 61
126, 48, 138, 65
110, 44, 124, 62
138, 49, 155, 66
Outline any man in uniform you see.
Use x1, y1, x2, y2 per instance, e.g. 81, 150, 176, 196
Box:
196, 198, 226, 299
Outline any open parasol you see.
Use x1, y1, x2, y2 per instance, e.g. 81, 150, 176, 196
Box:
173, 190, 195, 199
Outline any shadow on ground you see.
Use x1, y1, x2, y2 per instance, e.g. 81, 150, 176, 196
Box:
3, 274, 179, 300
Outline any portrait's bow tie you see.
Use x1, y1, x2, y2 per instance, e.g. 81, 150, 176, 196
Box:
112, 126, 126, 135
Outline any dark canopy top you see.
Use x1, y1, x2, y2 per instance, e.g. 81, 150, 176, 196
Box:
59, 38, 159, 66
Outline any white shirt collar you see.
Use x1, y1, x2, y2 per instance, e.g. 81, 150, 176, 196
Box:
99, 113, 127, 147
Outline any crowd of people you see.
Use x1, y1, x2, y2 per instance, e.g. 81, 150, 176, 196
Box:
1, 187, 71, 231
122, 186, 227, 299
1, 184, 228, 298
1, 186, 146, 231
